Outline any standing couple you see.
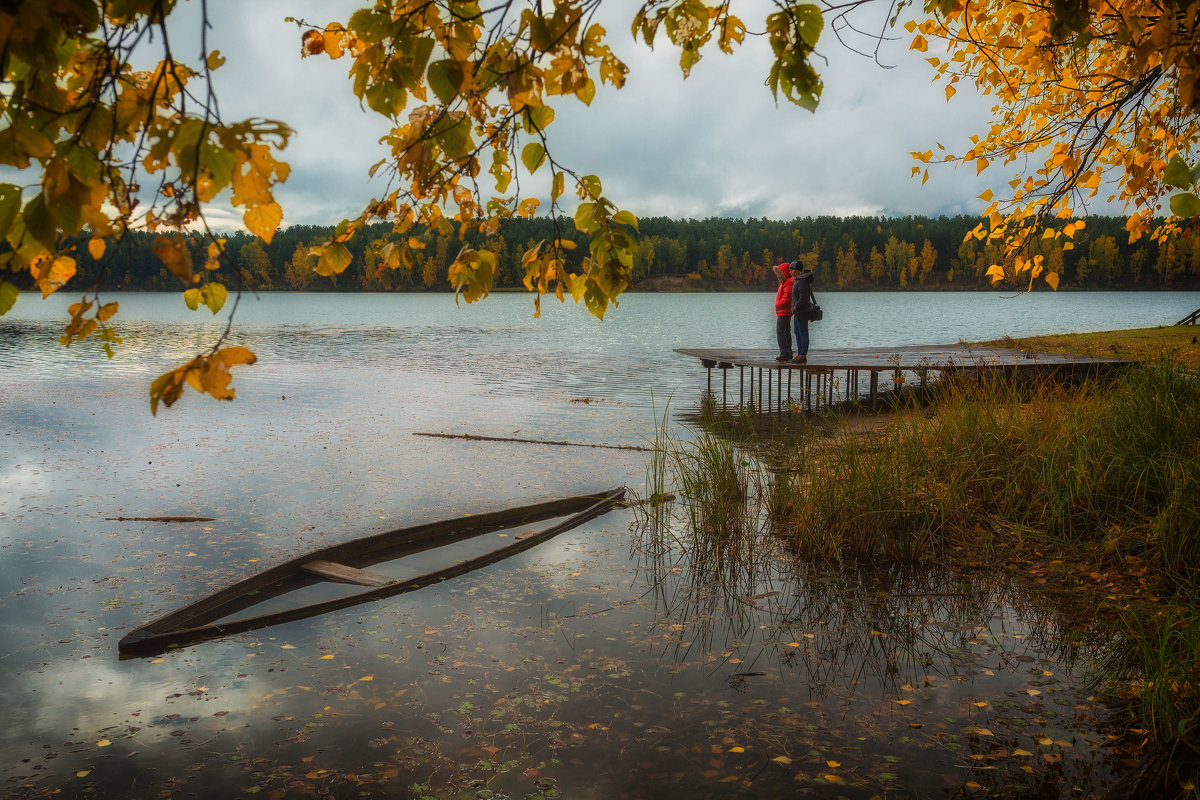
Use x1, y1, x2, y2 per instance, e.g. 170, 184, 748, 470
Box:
774, 260, 818, 365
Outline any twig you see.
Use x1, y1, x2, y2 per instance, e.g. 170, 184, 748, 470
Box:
412, 432, 654, 452
105, 516, 215, 522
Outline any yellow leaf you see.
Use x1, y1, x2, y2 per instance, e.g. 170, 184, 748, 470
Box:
34, 255, 77, 297
826, 760, 840, 768
320, 654, 334, 659
771, 755, 792, 765
945, 85, 957, 100
245, 202, 283, 244
218, 346, 256, 367
910, 35, 928, 52
88, 238, 106, 260
896, 699, 911, 705
153, 236, 193, 282
315, 242, 353, 276
360, 675, 374, 681
729, 746, 745, 753
76, 770, 91, 777
1045, 271, 1060, 290
280, 644, 295, 649
97, 739, 111, 747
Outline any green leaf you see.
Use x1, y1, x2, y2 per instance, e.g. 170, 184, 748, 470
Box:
1170, 191, 1200, 218
0, 183, 21, 240
1164, 155, 1193, 189
521, 142, 546, 174
427, 59, 464, 105
579, 174, 602, 199
612, 209, 639, 230
0, 279, 18, 315
364, 82, 407, 118
793, 4, 824, 48
574, 202, 599, 234
522, 106, 555, 134
201, 282, 228, 314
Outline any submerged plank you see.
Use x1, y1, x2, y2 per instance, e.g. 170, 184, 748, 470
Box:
300, 560, 392, 587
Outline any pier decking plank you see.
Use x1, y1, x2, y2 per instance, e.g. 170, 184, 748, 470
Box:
675, 344, 1129, 370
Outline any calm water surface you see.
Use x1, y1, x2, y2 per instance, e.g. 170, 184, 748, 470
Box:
2, 290, 1195, 798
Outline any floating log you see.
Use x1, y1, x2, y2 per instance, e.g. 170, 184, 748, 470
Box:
106, 516, 215, 522
412, 432, 653, 452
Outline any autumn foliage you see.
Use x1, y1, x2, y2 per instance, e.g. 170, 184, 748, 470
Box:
910, 0, 1200, 289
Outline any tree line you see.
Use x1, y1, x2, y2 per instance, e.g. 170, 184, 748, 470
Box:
60, 214, 1200, 294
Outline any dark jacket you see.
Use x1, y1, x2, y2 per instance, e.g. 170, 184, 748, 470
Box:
790, 268, 816, 318
774, 264, 793, 317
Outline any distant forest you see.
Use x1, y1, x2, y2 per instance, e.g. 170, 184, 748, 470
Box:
63, 215, 1200, 293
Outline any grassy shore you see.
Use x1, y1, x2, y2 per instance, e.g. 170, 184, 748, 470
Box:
980, 324, 1200, 368
660, 326, 1200, 792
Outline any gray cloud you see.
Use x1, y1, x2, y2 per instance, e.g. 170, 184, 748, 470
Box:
181, 1, 1060, 228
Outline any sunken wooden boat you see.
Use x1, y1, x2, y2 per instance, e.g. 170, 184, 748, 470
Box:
118, 487, 627, 657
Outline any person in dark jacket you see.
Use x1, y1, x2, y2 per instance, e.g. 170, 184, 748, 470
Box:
773, 262, 794, 362
790, 262, 816, 364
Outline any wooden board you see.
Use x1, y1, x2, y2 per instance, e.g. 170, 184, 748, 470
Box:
675, 344, 1130, 371
301, 559, 392, 587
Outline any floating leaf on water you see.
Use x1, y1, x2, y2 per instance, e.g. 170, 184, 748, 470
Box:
1024, 689, 1042, 696
320, 654, 334, 660
896, 700, 911, 706
772, 755, 792, 765
826, 760, 840, 768
1038, 736, 1053, 746
1012, 748, 1033, 756
824, 774, 842, 783
972, 702, 988, 707
97, 739, 111, 747
729, 746, 745, 753
280, 644, 295, 650
76, 770, 91, 777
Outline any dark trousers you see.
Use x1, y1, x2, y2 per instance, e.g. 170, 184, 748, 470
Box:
793, 315, 810, 356
776, 315, 793, 358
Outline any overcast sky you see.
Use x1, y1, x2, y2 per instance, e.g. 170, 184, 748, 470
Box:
183, 0, 1007, 229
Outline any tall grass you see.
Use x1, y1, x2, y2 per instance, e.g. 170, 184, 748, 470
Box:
782, 361, 1200, 581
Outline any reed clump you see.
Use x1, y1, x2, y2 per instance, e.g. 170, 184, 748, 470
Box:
783, 360, 1200, 581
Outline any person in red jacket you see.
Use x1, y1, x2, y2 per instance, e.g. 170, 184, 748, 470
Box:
773, 262, 794, 362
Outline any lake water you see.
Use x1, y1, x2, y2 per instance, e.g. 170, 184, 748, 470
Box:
2, 290, 1196, 799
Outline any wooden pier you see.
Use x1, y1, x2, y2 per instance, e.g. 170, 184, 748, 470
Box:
675, 344, 1130, 412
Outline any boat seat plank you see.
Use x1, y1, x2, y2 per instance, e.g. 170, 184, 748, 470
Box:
301, 559, 392, 587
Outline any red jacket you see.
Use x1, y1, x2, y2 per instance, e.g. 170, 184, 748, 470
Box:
774, 264, 793, 316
